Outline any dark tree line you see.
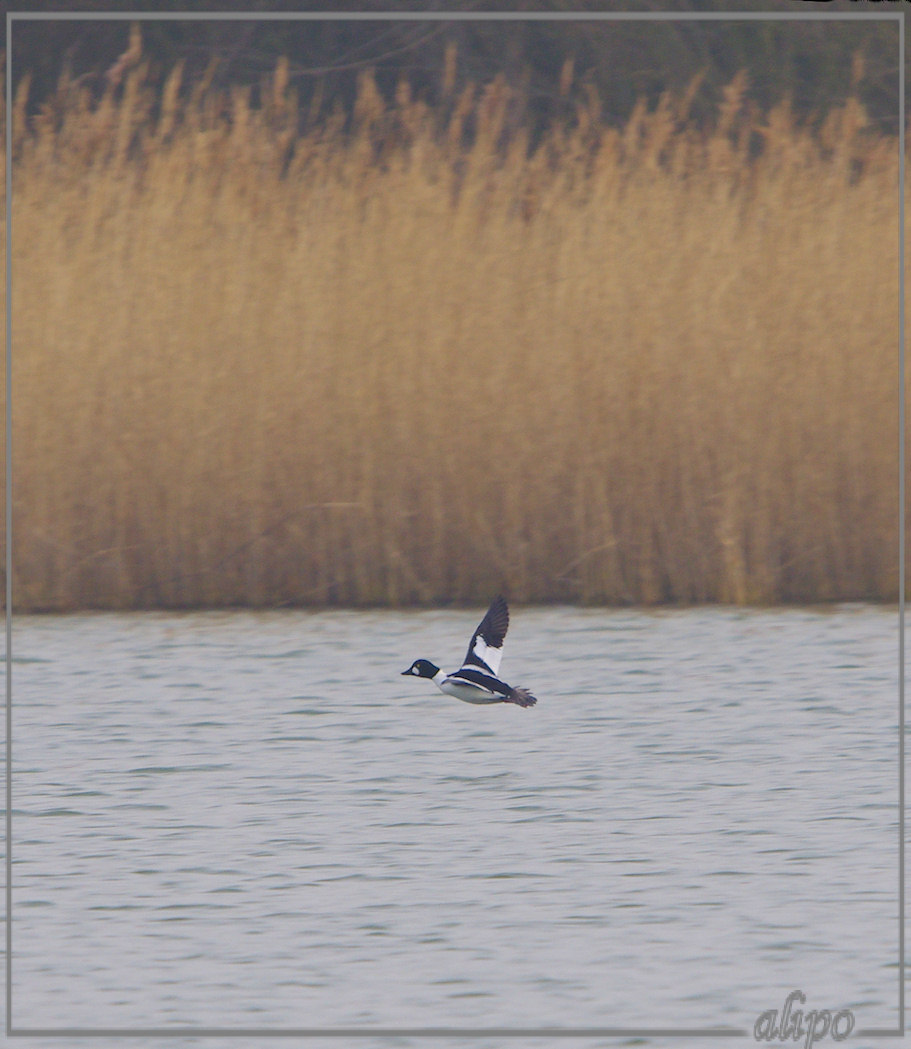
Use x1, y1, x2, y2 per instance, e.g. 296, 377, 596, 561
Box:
3, 0, 903, 136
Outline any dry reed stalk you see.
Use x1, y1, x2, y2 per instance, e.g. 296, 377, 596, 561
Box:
3, 62, 902, 609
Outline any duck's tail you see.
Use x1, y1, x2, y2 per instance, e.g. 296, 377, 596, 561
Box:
505, 686, 537, 708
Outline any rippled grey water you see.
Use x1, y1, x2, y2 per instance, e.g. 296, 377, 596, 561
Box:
6, 605, 901, 1046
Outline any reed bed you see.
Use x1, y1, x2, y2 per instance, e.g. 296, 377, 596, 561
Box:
5, 59, 902, 609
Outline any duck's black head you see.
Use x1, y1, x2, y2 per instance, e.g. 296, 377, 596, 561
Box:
402, 659, 439, 679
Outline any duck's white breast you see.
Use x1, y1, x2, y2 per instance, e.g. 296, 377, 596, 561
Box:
438, 678, 502, 705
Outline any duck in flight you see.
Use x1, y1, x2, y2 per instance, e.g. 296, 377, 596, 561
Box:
402, 595, 537, 708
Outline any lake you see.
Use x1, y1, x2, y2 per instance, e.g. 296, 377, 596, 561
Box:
6, 605, 901, 1047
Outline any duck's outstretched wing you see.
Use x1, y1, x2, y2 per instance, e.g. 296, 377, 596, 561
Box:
460, 595, 509, 676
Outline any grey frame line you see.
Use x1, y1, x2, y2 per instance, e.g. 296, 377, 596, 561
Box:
3, 7, 904, 1040
900, 8, 907, 1044
1, 9, 902, 19
4, 5, 11, 1041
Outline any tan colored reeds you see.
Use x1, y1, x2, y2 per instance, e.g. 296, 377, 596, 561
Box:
5, 58, 902, 609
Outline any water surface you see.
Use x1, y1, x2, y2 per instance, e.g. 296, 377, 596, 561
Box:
7, 605, 900, 1044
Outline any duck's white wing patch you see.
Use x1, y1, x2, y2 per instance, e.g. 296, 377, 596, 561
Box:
460, 595, 509, 676
465, 633, 502, 675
